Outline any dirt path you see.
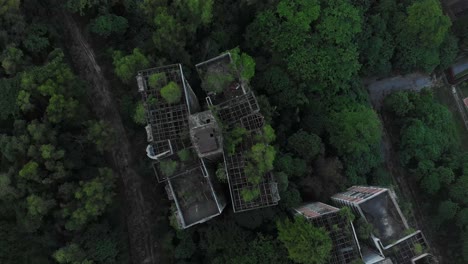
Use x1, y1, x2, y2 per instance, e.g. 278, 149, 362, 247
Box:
61, 13, 159, 264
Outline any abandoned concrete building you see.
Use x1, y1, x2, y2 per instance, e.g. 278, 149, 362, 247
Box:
332, 186, 438, 264
196, 52, 280, 212
293, 202, 362, 264
136, 64, 226, 229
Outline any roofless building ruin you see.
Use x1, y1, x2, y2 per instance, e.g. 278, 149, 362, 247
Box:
293, 202, 362, 264
196, 52, 280, 212
136, 64, 226, 229
332, 186, 438, 264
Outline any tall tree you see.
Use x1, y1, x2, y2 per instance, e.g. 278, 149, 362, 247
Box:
277, 216, 332, 264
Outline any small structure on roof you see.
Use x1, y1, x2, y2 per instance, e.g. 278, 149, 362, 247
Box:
332, 186, 437, 264
189, 110, 223, 160
293, 202, 362, 264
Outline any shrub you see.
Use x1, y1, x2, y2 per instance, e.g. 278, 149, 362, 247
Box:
160, 160, 178, 176
277, 216, 332, 264
147, 96, 157, 106
216, 163, 227, 182
244, 144, 276, 184
202, 72, 234, 93
241, 188, 260, 202
148, 73, 167, 89
89, 14, 128, 37
160, 81, 182, 104
225, 126, 247, 155
177, 149, 192, 162
133, 102, 146, 125
414, 243, 423, 255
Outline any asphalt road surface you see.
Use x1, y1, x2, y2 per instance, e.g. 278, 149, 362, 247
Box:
367, 73, 433, 108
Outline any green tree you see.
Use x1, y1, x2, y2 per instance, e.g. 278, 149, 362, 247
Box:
19, 161, 40, 182
327, 104, 381, 156
152, 7, 186, 57
277, 216, 332, 264
317, 0, 362, 45
395, 0, 451, 72
384, 91, 414, 117
23, 24, 50, 53
1, 46, 22, 75
230, 47, 256, 81
64, 168, 115, 230
174, 231, 196, 259
438, 33, 459, 70
159, 160, 178, 177
17, 90, 34, 112
86, 120, 113, 153
26, 194, 55, 219
133, 102, 146, 125
160, 81, 182, 104
66, 0, 108, 15
174, 0, 214, 28
437, 200, 459, 225
450, 175, 468, 204
46, 94, 79, 123
53, 243, 90, 264
112, 49, 150, 83
89, 14, 128, 37
148, 72, 166, 89
275, 154, 307, 178
0, 78, 19, 120
244, 144, 276, 184
287, 131, 322, 160
0, 0, 19, 16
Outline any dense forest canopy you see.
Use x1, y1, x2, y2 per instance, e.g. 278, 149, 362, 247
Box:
0, 0, 466, 263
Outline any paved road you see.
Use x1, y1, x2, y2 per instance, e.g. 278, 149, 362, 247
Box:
62, 13, 159, 264
367, 73, 434, 108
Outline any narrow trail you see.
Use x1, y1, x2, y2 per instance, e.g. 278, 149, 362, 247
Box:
61, 13, 159, 264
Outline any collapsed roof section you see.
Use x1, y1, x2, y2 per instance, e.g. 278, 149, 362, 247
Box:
332, 186, 437, 264
294, 202, 362, 264
196, 53, 280, 213
137, 65, 225, 229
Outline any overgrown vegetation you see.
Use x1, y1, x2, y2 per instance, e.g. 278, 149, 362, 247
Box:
160, 81, 182, 104
0, 0, 463, 262
384, 90, 468, 261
